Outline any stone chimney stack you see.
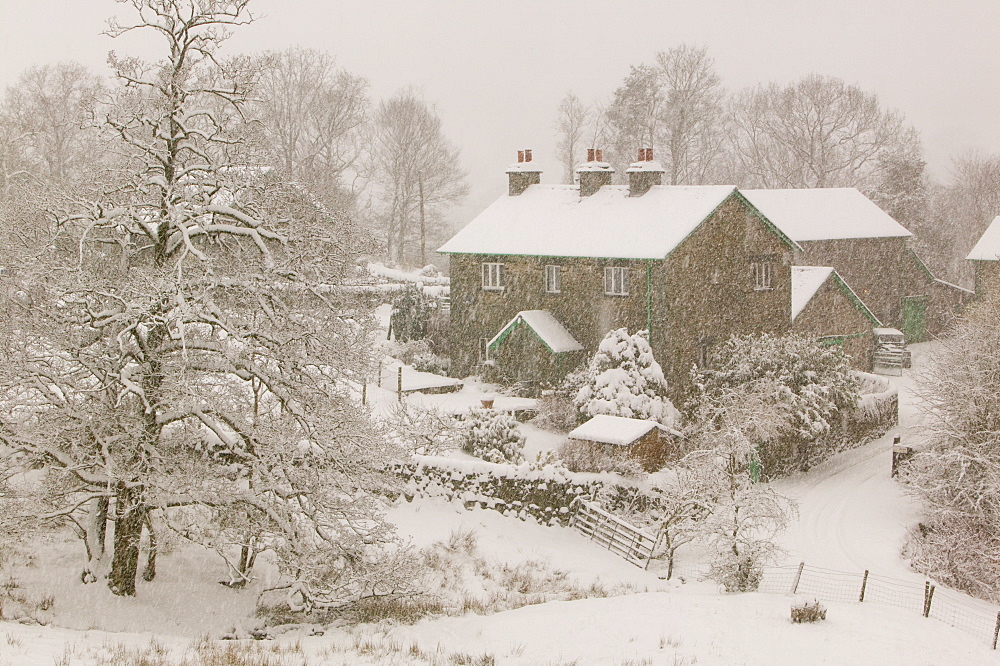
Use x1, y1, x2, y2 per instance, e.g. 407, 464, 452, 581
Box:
576, 148, 614, 197
626, 148, 665, 197
506, 148, 542, 196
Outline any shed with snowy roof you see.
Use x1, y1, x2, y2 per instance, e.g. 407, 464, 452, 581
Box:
568, 414, 677, 472
967, 216, 1000, 298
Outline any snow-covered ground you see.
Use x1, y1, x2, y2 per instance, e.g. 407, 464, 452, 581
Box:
7, 342, 1000, 664
5, 496, 999, 665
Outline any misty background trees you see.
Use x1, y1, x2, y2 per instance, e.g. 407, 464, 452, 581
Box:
553, 44, 999, 287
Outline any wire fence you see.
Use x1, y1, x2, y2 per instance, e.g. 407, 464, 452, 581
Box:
759, 562, 1000, 648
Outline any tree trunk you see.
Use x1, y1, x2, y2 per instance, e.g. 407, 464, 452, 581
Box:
419, 172, 426, 267
108, 483, 146, 597
141, 511, 157, 582
81, 496, 110, 583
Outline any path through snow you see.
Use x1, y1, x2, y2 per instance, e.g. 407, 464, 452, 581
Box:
773, 345, 930, 579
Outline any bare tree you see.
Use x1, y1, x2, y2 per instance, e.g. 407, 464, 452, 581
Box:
730, 74, 910, 189
0, 0, 405, 607
368, 88, 468, 267
651, 45, 728, 185
554, 92, 591, 184
604, 64, 663, 177
0, 62, 105, 191
249, 47, 370, 211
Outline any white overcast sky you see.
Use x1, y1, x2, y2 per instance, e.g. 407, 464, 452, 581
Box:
2, 0, 999, 225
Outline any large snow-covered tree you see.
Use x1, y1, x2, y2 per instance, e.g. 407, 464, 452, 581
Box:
0, 0, 403, 606
574, 328, 678, 425
905, 298, 1000, 601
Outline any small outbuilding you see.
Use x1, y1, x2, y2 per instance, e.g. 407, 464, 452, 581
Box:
568, 414, 676, 471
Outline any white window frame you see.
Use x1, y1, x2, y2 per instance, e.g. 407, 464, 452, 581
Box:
751, 261, 772, 291
482, 262, 505, 291
544, 264, 561, 293
604, 266, 629, 296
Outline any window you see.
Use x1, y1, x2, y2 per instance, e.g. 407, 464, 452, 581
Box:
544, 264, 561, 293
482, 262, 505, 290
604, 266, 629, 295
751, 261, 772, 291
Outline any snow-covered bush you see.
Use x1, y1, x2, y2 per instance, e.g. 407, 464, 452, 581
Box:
791, 599, 827, 623
387, 338, 449, 374
532, 391, 583, 431
905, 299, 1000, 601
461, 409, 526, 464
689, 333, 861, 477
389, 285, 434, 342
574, 329, 678, 425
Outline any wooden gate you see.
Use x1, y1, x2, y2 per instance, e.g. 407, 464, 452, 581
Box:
569, 498, 659, 569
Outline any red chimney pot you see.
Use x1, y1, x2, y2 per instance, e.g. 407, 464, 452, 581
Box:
646, 148, 653, 161
525, 149, 532, 162
586, 148, 595, 162
595, 149, 603, 162
517, 150, 524, 163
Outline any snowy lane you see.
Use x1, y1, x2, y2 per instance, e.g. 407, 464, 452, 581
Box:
773, 357, 928, 579
773, 432, 923, 577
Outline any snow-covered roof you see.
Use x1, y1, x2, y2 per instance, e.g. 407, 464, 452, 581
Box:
967, 216, 1000, 261
506, 161, 543, 174
742, 188, 912, 241
625, 159, 665, 173
488, 310, 584, 354
568, 414, 663, 446
792, 267, 834, 320
575, 160, 614, 173
438, 184, 739, 259
791, 266, 880, 325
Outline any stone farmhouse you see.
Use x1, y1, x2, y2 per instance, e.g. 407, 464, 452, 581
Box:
438, 149, 963, 396
967, 215, 1000, 297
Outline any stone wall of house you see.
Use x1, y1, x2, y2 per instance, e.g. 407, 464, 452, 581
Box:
792, 278, 874, 371
448, 253, 647, 379
974, 261, 1000, 297
652, 196, 795, 395
795, 237, 909, 328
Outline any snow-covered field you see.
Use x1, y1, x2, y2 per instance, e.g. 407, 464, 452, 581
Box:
5, 342, 1000, 665
4, 501, 998, 664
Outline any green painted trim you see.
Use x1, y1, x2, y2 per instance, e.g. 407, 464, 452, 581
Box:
907, 246, 936, 282
730, 190, 802, 252
488, 318, 522, 353
828, 270, 882, 327
488, 315, 564, 355
646, 261, 653, 337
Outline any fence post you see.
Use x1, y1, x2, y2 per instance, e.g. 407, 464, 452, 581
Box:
791, 561, 805, 594
859, 569, 869, 602
993, 611, 1000, 650
397, 366, 403, 402
923, 582, 935, 617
